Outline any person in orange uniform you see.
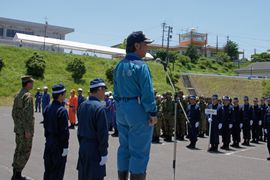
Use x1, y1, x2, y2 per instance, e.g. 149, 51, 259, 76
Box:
67, 89, 78, 129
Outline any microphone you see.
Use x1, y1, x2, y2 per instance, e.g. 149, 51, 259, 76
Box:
155, 58, 168, 71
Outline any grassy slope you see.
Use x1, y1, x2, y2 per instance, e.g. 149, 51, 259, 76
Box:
0, 46, 182, 105
190, 75, 263, 102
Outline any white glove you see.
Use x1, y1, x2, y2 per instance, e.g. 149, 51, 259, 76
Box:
195, 122, 199, 128
99, 155, 108, 166
240, 123, 243, 129
265, 129, 268, 134
218, 123, 222, 130
62, 148, 69, 157
229, 124, 233, 129
250, 120, 253, 126
208, 118, 212, 123
259, 120, 262, 126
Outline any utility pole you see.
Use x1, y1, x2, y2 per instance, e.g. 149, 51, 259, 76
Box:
161, 22, 166, 48
204, 33, 208, 57
227, 35, 230, 43
166, 26, 173, 65
254, 48, 257, 55
216, 35, 219, 53
43, 17, 48, 51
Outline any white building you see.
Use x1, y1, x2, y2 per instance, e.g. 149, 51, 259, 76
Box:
0, 17, 74, 51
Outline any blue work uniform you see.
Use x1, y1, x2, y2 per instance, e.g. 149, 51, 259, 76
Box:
264, 106, 270, 155
187, 104, 201, 144
43, 100, 70, 180
251, 104, 261, 142
77, 96, 109, 180
208, 104, 223, 145
35, 92, 42, 112
42, 92, 50, 114
242, 104, 253, 141
114, 53, 157, 174
105, 98, 113, 130
232, 105, 243, 144
78, 94, 86, 108
221, 105, 233, 146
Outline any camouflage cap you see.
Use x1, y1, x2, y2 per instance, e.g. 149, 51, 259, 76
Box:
21, 75, 34, 83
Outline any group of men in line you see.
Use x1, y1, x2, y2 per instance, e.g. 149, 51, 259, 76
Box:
152, 91, 270, 158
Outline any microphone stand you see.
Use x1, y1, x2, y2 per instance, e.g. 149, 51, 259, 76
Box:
158, 59, 190, 180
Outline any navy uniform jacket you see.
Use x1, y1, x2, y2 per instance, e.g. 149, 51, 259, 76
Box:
43, 101, 69, 149
78, 95, 86, 108
232, 105, 243, 130
252, 105, 261, 125
42, 93, 50, 112
264, 106, 270, 130
187, 104, 201, 126
208, 104, 223, 144
77, 96, 109, 179
221, 105, 233, 127
35, 92, 42, 103
260, 104, 267, 123
241, 104, 252, 126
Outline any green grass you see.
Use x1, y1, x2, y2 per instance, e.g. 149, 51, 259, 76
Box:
0, 45, 179, 105
190, 75, 263, 103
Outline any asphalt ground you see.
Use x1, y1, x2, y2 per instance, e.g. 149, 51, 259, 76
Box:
0, 106, 269, 180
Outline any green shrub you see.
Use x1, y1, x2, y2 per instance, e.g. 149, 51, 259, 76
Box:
106, 66, 114, 83
25, 52, 46, 78
262, 80, 270, 97
66, 58, 86, 82
0, 57, 4, 71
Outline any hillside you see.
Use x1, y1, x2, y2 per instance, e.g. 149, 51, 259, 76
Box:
0, 46, 183, 105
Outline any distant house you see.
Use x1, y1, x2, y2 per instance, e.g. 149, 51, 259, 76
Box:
235, 62, 270, 78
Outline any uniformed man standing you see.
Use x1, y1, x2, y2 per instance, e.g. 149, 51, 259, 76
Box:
152, 94, 162, 143
242, 96, 253, 146
77, 88, 86, 108
77, 78, 109, 180
231, 97, 243, 148
251, 98, 261, 143
11, 75, 35, 180
220, 96, 233, 150
186, 96, 200, 149
35, 87, 42, 112
43, 84, 70, 180
198, 96, 207, 138
114, 31, 157, 180
42, 86, 50, 114
161, 92, 174, 142
208, 95, 223, 152
264, 97, 270, 161
176, 91, 187, 141
260, 97, 267, 142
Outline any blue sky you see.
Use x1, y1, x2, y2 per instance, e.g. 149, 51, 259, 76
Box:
1, 0, 270, 58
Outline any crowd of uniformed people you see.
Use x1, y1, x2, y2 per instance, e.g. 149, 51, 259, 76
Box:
153, 90, 270, 155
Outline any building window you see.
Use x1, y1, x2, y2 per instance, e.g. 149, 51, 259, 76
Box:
6, 29, 34, 37
0, 28, 3, 36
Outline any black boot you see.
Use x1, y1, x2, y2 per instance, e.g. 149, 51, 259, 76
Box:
130, 173, 146, 180
118, 171, 128, 180
186, 142, 196, 149
112, 129, 119, 137
164, 136, 172, 142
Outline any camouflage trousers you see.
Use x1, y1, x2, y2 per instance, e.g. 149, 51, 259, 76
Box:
199, 117, 208, 133
12, 134, 33, 172
163, 115, 174, 137
153, 115, 162, 138
176, 114, 186, 137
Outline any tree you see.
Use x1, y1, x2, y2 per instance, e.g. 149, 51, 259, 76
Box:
106, 66, 114, 83
185, 45, 199, 63
0, 57, 4, 72
25, 52, 46, 78
215, 52, 231, 63
66, 58, 86, 82
224, 40, 239, 61
118, 38, 127, 49
251, 52, 270, 62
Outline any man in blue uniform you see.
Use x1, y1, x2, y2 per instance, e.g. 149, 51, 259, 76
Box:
231, 97, 243, 148
114, 31, 157, 180
220, 96, 233, 150
77, 88, 86, 108
43, 84, 70, 180
77, 78, 109, 180
42, 86, 50, 114
208, 95, 223, 152
251, 98, 261, 143
264, 97, 270, 160
260, 97, 267, 142
35, 87, 42, 112
242, 96, 253, 146
186, 96, 200, 149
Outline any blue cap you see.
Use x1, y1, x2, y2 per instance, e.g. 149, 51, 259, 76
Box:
189, 95, 196, 100
90, 78, 107, 89
267, 97, 270, 101
222, 96, 230, 101
253, 97, 258, 101
260, 97, 265, 101
52, 84, 66, 94
233, 97, 239, 101
243, 96, 249, 100
212, 94, 218, 100
126, 31, 154, 47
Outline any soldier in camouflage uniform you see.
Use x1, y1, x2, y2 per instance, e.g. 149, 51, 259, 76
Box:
160, 93, 166, 138
198, 96, 207, 137
161, 92, 175, 142
152, 95, 162, 143
176, 91, 187, 141
11, 76, 35, 180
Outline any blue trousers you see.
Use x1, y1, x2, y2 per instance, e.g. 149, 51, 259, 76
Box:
116, 100, 153, 174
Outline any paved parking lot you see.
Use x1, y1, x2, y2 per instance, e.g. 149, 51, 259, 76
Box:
0, 107, 269, 180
